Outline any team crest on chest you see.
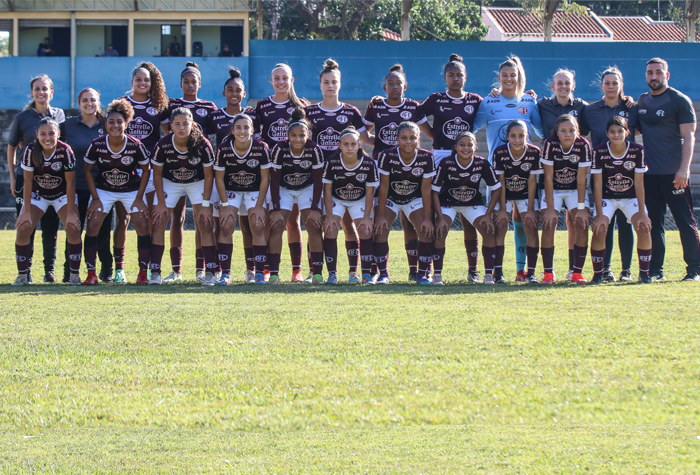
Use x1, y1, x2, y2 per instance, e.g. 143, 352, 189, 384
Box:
464, 105, 474, 114
400, 111, 412, 120
121, 156, 133, 166
146, 107, 157, 116
623, 161, 635, 170
196, 108, 208, 117
50, 162, 62, 171
411, 168, 423, 176
336, 115, 348, 124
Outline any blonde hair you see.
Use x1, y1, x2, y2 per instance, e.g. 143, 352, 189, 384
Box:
498, 56, 526, 99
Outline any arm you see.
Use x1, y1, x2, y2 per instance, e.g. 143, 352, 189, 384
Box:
374, 173, 390, 235
419, 176, 434, 238
152, 164, 167, 225
16, 169, 34, 231
575, 165, 590, 228
7, 145, 17, 197
360, 129, 375, 147
634, 171, 651, 233
419, 121, 434, 141
591, 173, 606, 235
132, 162, 150, 216
198, 164, 215, 228
63, 170, 80, 232
675, 122, 697, 189
494, 174, 509, 227
542, 164, 558, 230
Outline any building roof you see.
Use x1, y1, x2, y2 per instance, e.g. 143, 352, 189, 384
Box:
599, 16, 699, 42
484, 7, 609, 39
382, 28, 401, 41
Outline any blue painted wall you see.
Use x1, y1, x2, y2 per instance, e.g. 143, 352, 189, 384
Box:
0, 56, 249, 110
249, 40, 700, 102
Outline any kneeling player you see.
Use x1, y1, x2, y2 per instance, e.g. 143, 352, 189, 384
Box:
590, 116, 652, 283
433, 131, 502, 285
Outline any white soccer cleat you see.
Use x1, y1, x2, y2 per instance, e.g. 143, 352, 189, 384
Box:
162, 271, 182, 283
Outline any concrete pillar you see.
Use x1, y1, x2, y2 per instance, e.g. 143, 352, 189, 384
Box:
128, 18, 134, 56
12, 17, 18, 56
185, 19, 191, 56
70, 12, 76, 107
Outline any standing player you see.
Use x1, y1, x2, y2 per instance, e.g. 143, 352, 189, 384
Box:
213, 114, 270, 285
305, 59, 368, 283
589, 117, 652, 284
539, 114, 591, 284
374, 122, 435, 285
493, 120, 543, 283
13, 118, 82, 286
364, 63, 428, 280
268, 109, 324, 283
637, 57, 699, 281
323, 127, 378, 284
432, 131, 502, 285
255, 63, 308, 282
82, 99, 152, 285
149, 107, 216, 284
420, 54, 483, 282
473, 56, 543, 282
7, 75, 64, 283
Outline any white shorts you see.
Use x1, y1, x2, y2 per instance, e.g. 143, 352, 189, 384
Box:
92, 189, 141, 214
331, 198, 369, 221
441, 204, 487, 224
222, 190, 260, 216
279, 186, 315, 212
496, 199, 539, 214
145, 177, 155, 195
29, 193, 76, 213
384, 197, 423, 216
155, 179, 204, 208
540, 189, 589, 212
594, 198, 647, 222
432, 149, 452, 166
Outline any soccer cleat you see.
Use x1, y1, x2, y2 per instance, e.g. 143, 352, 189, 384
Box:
196, 270, 206, 282
408, 271, 418, 282
268, 274, 281, 284
525, 273, 539, 284
254, 272, 266, 285
202, 271, 217, 286
649, 273, 666, 282
565, 269, 574, 282
44, 272, 55, 283
99, 269, 114, 283
263, 269, 270, 283
493, 273, 506, 284
638, 273, 652, 284
431, 274, 444, 286
619, 269, 632, 282
215, 273, 231, 286
540, 272, 555, 285
136, 271, 149, 285
602, 269, 616, 283
376, 273, 390, 285
12, 274, 28, 286
162, 271, 182, 283
291, 269, 304, 283
348, 271, 361, 284
362, 273, 375, 285
681, 272, 700, 282
62, 272, 70, 283
304, 272, 314, 283
69, 273, 82, 286
468, 270, 482, 283
82, 271, 99, 286
483, 274, 494, 285
147, 269, 152, 280
515, 270, 527, 282
326, 272, 338, 285
114, 269, 127, 283
571, 272, 588, 285
588, 273, 605, 285
311, 274, 324, 284
148, 273, 162, 285
417, 275, 432, 285
244, 270, 256, 283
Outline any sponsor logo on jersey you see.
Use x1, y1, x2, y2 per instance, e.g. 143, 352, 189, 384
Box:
146, 107, 158, 116
378, 122, 399, 145
442, 116, 470, 140
317, 127, 340, 150
121, 156, 134, 166
518, 106, 528, 115
283, 172, 311, 187
50, 162, 62, 171
554, 167, 577, 185
336, 183, 363, 201
411, 168, 424, 177
638, 109, 647, 114
171, 167, 197, 182
35, 174, 62, 189
388, 108, 400, 113
506, 175, 527, 193
128, 117, 154, 140
623, 161, 635, 170
132, 104, 146, 109
391, 180, 418, 196
613, 160, 623, 166
464, 105, 474, 114
607, 173, 633, 193
196, 108, 208, 117
228, 171, 257, 187
103, 168, 130, 187
505, 103, 517, 108
448, 185, 476, 202
275, 104, 286, 109
268, 118, 288, 141
452, 99, 463, 104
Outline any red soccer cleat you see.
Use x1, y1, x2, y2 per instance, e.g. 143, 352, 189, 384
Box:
515, 270, 527, 282
291, 268, 303, 283
540, 272, 555, 285
263, 268, 270, 283
82, 271, 99, 285
571, 272, 588, 285
136, 270, 148, 285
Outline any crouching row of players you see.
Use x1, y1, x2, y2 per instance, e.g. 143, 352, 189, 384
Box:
12, 98, 651, 286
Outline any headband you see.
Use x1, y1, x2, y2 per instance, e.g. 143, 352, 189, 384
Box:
287, 121, 308, 131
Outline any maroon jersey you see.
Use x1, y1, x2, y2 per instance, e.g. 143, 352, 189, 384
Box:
121, 96, 168, 155
270, 139, 324, 191
151, 134, 214, 184
378, 147, 436, 205
21, 140, 76, 200
166, 98, 217, 132
322, 152, 380, 202
214, 137, 271, 193
255, 97, 307, 148
591, 141, 646, 199
305, 103, 366, 159
431, 154, 500, 207
206, 106, 259, 146
84, 135, 150, 192
363, 98, 427, 159
540, 135, 592, 191
419, 92, 482, 150
493, 143, 542, 201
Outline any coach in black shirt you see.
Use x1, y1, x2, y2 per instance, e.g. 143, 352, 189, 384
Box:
637, 57, 699, 281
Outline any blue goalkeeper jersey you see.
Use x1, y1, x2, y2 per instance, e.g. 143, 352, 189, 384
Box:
473, 93, 544, 163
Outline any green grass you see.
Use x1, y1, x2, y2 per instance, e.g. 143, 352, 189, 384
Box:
0, 230, 699, 473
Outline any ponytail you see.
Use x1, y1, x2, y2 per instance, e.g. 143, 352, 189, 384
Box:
499, 55, 527, 100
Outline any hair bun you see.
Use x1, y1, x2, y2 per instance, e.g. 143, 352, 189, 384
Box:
389, 64, 404, 73
449, 54, 463, 63
323, 58, 339, 70
228, 67, 241, 79
290, 107, 306, 122
186, 61, 199, 69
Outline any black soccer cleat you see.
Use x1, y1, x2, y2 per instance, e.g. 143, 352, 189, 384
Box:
602, 269, 616, 282
493, 273, 506, 284
638, 273, 652, 284
588, 273, 605, 285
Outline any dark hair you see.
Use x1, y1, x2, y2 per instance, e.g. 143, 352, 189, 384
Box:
600, 67, 625, 102
384, 64, 406, 84
397, 121, 420, 136
646, 57, 668, 70
271, 63, 305, 109
606, 116, 629, 132
31, 117, 59, 168
339, 126, 366, 158
499, 55, 526, 99
77, 87, 106, 131
170, 107, 205, 162
106, 97, 134, 123
444, 53, 465, 76
319, 58, 340, 81
25, 74, 54, 111
552, 113, 579, 137
224, 67, 244, 88
131, 61, 168, 113
506, 119, 529, 137
452, 131, 477, 149
180, 61, 201, 82
223, 113, 254, 145
287, 107, 312, 132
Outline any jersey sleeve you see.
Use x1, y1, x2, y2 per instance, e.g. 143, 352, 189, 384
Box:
64, 145, 76, 172
270, 144, 283, 169
201, 138, 215, 167
677, 93, 697, 125
590, 148, 602, 174
377, 151, 390, 176
540, 139, 554, 167
136, 140, 150, 165
363, 100, 376, 126
312, 144, 324, 169
430, 160, 445, 192
260, 143, 272, 169
578, 139, 592, 168
423, 153, 436, 178
418, 94, 435, 118
151, 141, 165, 167
413, 101, 428, 125
8, 115, 22, 147
529, 100, 544, 138
367, 159, 380, 187
530, 147, 543, 175
321, 160, 332, 184
483, 162, 501, 191
350, 106, 366, 133
84, 139, 98, 164
494, 151, 504, 174
472, 100, 487, 132
20, 145, 33, 171
635, 146, 647, 173
213, 147, 225, 171
245, 107, 261, 137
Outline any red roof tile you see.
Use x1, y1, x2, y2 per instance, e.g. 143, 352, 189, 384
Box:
600, 16, 699, 42
382, 29, 401, 41
486, 7, 609, 38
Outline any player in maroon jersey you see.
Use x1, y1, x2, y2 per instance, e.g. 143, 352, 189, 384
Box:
493, 120, 542, 283
363, 63, 429, 281
82, 98, 152, 285
432, 131, 502, 285
13, 118, 82, 286
161, 62, 218, 283
420, 54, 484, 283
306, 59, 369, 283
268, 108, 324, 283
255, 63, 308, 282
540, 114, 591, 284
149, 107, 217, 285
213, 114, 270, 285
374, 122, 435, 285
590, 116, 652, 284
323, 127, 379, 284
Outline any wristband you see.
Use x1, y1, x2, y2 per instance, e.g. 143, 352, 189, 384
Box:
220, 202, 229, 207
577, 203, 585, 210
201, 200, 210, 207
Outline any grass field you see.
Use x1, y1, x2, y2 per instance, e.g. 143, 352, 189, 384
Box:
0, 229, 699, 473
